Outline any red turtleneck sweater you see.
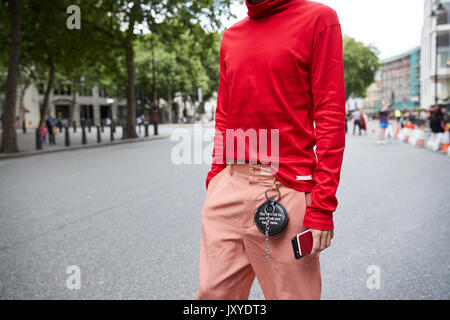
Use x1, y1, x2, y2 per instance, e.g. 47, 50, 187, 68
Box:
206, 0, 346, 230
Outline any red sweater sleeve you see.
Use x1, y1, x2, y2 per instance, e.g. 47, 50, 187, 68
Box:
302, 23, 346, 230
206, 43, 228, 189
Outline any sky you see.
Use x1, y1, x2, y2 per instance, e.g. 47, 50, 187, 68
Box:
224, 0, 425, 60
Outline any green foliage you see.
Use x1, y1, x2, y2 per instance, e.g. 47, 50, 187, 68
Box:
0, 0, 236, 112
343, 36, 379, 100
0, 0, 11, 92
135, 26, 222, 101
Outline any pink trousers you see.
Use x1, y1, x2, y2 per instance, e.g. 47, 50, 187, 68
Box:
197, 164, 321, 300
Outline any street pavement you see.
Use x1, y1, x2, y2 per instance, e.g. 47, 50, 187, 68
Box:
0, 123, 449, 299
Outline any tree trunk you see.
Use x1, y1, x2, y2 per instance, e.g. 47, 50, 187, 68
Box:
40, 58, 55, 126
167, 87, 173, 124
0, 0, 21, 153
124, 32, 137, 139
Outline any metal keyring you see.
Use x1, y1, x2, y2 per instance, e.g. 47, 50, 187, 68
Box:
264, 202, 275, 214
264, 186, 280, 202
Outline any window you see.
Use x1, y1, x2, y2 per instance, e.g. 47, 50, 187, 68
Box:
80, 87, 93, 97
438, 1, 450, 25
438, 32, 450, 47
437, 29, 450, 68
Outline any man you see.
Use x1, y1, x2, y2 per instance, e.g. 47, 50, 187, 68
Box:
345, 109, 349, 134
395, 109, 402, 123
430, 105, 445, 133
351, 108, 362, 136
378, 102, 390, 145
197, 0, 345, 300
46, 115, 56, 145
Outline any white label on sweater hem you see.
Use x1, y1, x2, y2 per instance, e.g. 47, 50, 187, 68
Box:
296, 175, 312, 181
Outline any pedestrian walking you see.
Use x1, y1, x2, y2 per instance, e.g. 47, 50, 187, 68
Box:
345, 109, 349, 134
39, 123, 47, 146
400, 110, 407, 129
443, 106, 450, 129
410, 110, 417, 126
378, 102, 390, 144
430, 105, 445, 133
395, 109, 402, 123
360, 108, 368, 135
46, 115, 56, 145
197, 0, 345, 300
351, 108, 362, 136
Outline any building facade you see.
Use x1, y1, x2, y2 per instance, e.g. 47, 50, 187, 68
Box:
379, 46, 421, 110
362, 71, 382, 116
421, 0, 450, 109
4, 83, 128, 129
0, 83, 212, 129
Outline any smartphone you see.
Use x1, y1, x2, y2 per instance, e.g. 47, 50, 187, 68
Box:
291, 229, 313, 259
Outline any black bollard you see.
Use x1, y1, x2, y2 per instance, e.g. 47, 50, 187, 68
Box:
73, 121, 77, 133
101, 122, 104, 133
122, 121, 127, 140
88, 120, 91, 133
82, 125, 87, 145
36, 128, 42, 150
97, 125, 101, 143
152, 110, 159, 136
65, 125, 71, 147
23, 120, 27, 133
58, 121, 62, 133
144, 123, 149, 137
110, 123, 115, 141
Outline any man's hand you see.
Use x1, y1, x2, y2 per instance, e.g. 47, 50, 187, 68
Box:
311, 229, 334, 254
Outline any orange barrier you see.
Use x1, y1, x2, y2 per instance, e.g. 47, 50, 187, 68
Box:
395, 124, 400, 139
440, 128, 450, 153
405, 124, 416, 143
426, 133, 444, 152
409, 127, 425, 147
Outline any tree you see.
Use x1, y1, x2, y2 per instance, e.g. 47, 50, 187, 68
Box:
0, 0, 21, 153
1, 0, 236, 149
19, 1, 67, 126
21, 0, 108, 127
343, 36, 379, 100
85, 0, 235, 135
135, 28, 222, 123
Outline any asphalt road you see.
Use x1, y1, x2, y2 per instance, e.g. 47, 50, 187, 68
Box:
0, 124, 449, 299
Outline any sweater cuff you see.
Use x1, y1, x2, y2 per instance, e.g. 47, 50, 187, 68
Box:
303, 207, 334, 230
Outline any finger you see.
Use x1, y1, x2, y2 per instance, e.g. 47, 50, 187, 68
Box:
312, 236, 320, 254
326, 230, 331, 247
320, 232, 327, 251
311, 232, 321, 254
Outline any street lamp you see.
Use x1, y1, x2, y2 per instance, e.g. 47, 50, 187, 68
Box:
149, 29, 159, 135
431, 1, 445, 105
